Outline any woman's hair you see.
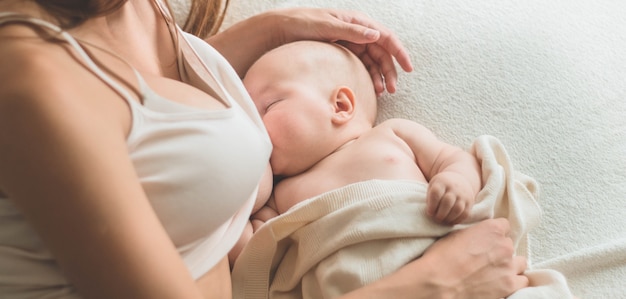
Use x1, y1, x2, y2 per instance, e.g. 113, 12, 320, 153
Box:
34, 0, 127, 29
182, 0, 230, 39
34, 0, 230, 38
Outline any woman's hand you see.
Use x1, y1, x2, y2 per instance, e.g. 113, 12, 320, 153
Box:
209, 7, 413, 95
270, 8, 414, 95
419, 218, 529, 298
338, 218, 528, 299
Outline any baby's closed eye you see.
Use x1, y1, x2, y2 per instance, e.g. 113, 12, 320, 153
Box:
264, 99, 284, 113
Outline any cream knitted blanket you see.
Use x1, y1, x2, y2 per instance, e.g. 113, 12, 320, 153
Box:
231, 136, 574, 298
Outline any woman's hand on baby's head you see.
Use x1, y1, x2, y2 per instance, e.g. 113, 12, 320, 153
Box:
267, 7, 413, 95
426, 172, 476, 225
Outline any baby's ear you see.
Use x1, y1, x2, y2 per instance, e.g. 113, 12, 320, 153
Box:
331, 86, 356, 125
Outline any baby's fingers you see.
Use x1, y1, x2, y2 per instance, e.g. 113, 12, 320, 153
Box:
433, 192, 458, 223
426, 183, 446, 217
428, 185, 470, 225
443, 200, 470, 225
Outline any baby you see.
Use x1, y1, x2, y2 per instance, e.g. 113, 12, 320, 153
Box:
246, 40, 481, 225
228, 40, 482, 265
229, 40, 577, 299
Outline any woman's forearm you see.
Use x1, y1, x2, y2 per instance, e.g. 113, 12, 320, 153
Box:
207, 7, 413, 95
337, 257, 449, 299
341, 218, 529, 299
206, 11, 281, 77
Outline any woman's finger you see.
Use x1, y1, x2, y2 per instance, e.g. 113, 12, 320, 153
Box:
515, 256, 528, 274
511, 274, 530, 297
360, 52, 385, 95
490, 217, 512, 236
338, 42, 384, 94
375, 29, 413, 72
329, 10, 414, 73
364, 42, 399, 93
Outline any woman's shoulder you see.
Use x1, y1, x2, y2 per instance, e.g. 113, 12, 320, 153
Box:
0, 25, 80, 96
0, 25, 124, 116
0, 25, 130, 134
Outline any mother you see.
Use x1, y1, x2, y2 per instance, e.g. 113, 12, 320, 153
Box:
0, 0, 527, 298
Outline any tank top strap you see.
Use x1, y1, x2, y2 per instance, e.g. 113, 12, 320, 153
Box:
0, 12, 144, 107
152, 0, 231, 107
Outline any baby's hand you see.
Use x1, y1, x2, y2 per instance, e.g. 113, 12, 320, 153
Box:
426, 172, 476, 225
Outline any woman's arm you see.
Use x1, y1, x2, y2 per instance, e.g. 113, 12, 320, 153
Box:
338, 218, 529, 299
0, 35, 212, 299
206, 7, 413, 94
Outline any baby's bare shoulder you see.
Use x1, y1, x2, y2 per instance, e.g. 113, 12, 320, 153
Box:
374, 118, 430, 134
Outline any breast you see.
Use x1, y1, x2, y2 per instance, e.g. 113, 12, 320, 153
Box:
128, 103, 271, 248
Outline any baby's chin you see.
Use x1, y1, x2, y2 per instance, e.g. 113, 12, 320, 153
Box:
270, 158, 308, 178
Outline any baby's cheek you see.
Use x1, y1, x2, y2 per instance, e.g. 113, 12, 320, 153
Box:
264, 116, 296, 148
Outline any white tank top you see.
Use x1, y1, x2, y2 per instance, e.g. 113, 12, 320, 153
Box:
0, 9, 271, 299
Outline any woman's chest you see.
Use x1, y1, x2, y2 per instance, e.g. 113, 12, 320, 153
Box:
142, 74, 229, 111
128, 103, 271, 247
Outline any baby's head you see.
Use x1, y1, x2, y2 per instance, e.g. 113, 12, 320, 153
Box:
243, 41, 377, 176
244, 40, 377, 123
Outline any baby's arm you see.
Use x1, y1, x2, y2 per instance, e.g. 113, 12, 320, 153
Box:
228, 197, 279, 266
250, 196, 280, 230
389, 118, 481, 225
